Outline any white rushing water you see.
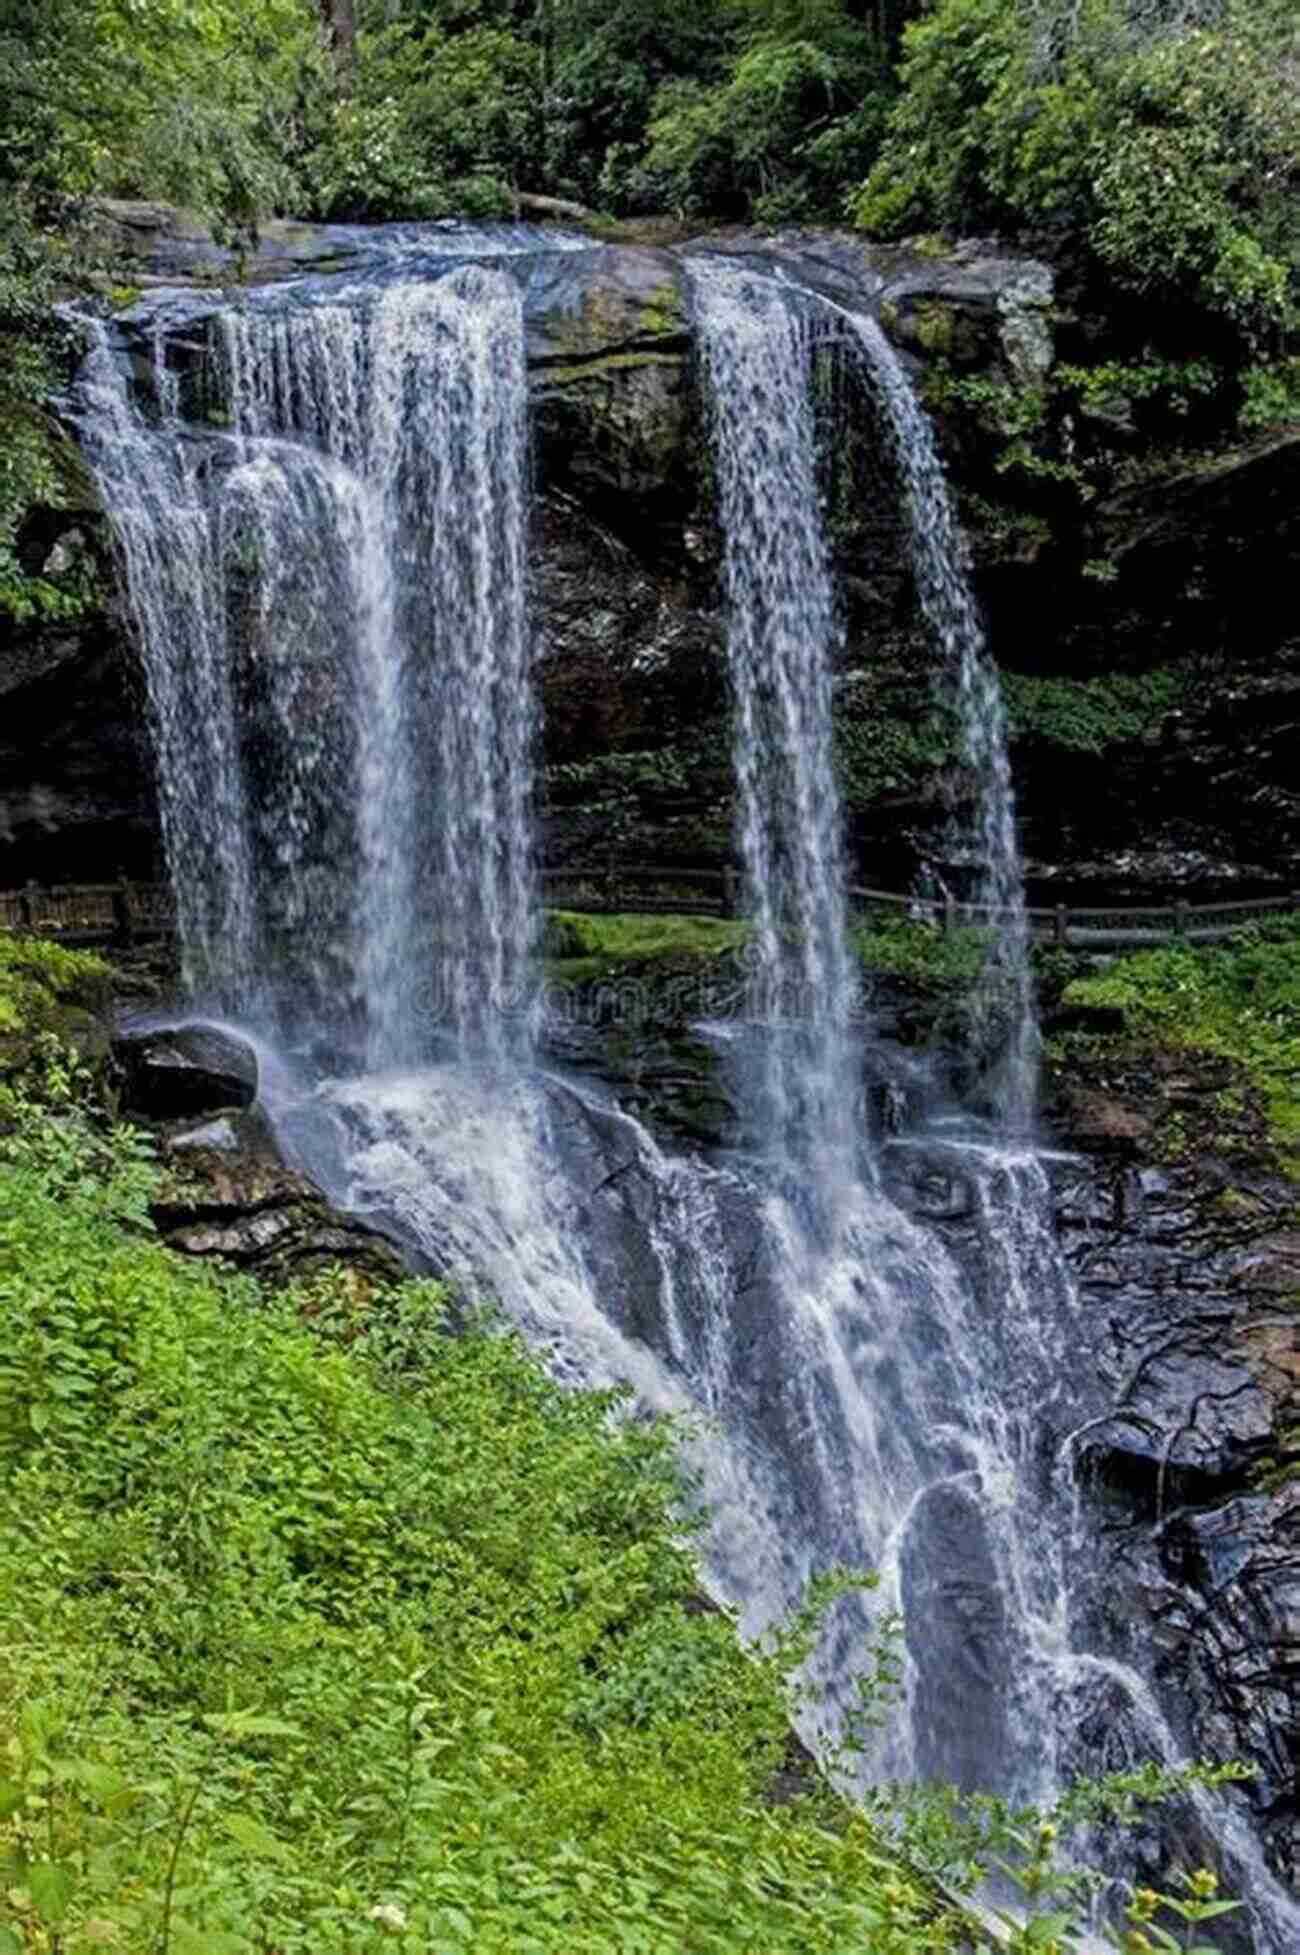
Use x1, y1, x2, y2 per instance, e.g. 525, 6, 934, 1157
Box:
841, 303, 1040, 1134
81, 264, 534, 1063
689, 262, 862, 1218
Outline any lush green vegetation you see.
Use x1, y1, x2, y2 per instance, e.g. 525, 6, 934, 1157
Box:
854, 913, 988, 1000
0, 958, 1251, 1954
1059, 919, 1300, 1164
0, 939, 112, 1049
2, 0, 1296, 617
1002, 668, 1187, 755
1, 1037, 969, 1954
543, 908, 750, 982
854, 0, 1298, 359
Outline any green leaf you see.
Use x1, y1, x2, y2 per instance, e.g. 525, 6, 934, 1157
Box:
221, 1812, 292, 1863
173, 1924, 252, 1955
0, 1777, 23, 1819
29, 1858, 75, 1923
203, 1713, 303, 1741
0, 1926, 22, 1955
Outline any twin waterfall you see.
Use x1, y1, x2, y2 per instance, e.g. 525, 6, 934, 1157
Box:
77, 244, 1293, 1953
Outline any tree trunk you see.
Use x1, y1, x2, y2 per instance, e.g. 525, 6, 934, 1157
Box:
319, 0, 355, 63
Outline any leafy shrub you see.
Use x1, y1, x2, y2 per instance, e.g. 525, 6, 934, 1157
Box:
854, 913, 990, 1000
1001, 667, 1186, 753
852, 0, 1299, 355
0, 1067, 969, 1952
0, 938, 111, 1039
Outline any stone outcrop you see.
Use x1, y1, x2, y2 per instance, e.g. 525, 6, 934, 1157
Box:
1043, 1042, 1300, 1893
112, 1023, 408, 1283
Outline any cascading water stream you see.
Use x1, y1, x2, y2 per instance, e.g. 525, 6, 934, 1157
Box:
76, 322, 259, 1005
689, 262, 861, 1211
218, 267, 536, 1065
79, 262, 534, 1064
843, 307, 1040, 1132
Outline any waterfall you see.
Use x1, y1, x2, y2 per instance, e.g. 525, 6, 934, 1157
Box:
76, 247, 1297, 1952
78, 264, 535, 1064
689, 262, 861, 1204
843, 309, 1040, 1131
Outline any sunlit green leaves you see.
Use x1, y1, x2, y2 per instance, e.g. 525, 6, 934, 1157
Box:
853, 0, 1298, 348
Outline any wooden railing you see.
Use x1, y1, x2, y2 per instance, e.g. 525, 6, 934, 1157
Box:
2, 869, 1297, 953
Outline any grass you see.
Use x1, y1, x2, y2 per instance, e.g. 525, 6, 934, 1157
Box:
543, 909, 750, 983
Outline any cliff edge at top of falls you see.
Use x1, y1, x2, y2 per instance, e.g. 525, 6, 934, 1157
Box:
3, 203, 1298, 901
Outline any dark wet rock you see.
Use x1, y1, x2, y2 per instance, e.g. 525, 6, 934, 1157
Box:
901, 1478, 1011, 1793
113, 1023, 258, 1119
1047, 1046, 1300, 1888
151, 1098, 408, 1284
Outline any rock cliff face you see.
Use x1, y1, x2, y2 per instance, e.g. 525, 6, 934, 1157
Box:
4, 208, 1296, 896
1044, 1049, 1300, 1892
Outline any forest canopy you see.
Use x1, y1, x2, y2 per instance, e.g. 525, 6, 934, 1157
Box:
1, 0, 1297, 613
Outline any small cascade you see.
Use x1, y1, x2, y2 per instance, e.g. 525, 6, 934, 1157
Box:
844, 310, 1040, 1131
78, 264, 534, 1063
689, 261, 861, 1206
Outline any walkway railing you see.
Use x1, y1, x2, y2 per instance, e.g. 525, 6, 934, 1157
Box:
3, 869, 1296, 953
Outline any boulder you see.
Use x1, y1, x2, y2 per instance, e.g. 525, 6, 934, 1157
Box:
114, 1023, 258, 1120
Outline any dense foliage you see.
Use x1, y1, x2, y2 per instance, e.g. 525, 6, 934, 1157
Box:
854, 0, 1298, 348
0, 1037, 964, 1953
1, 0, 1296, 618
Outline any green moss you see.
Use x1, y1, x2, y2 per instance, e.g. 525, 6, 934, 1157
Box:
543, 908, 995, 1017
908, 301, 956, 358
1059, 921, 1300, 1167
638, 278, 687, 338
541, 349, 684, 383
543, 909, 749, 984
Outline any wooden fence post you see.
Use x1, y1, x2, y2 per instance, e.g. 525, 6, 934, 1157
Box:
1173, 898, 1189, 940
112, 872, 136, 948
18, 881, 38, 931
943, 891, 957, 935
1054, 903, 1068, 947
722, 867, 738, 918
